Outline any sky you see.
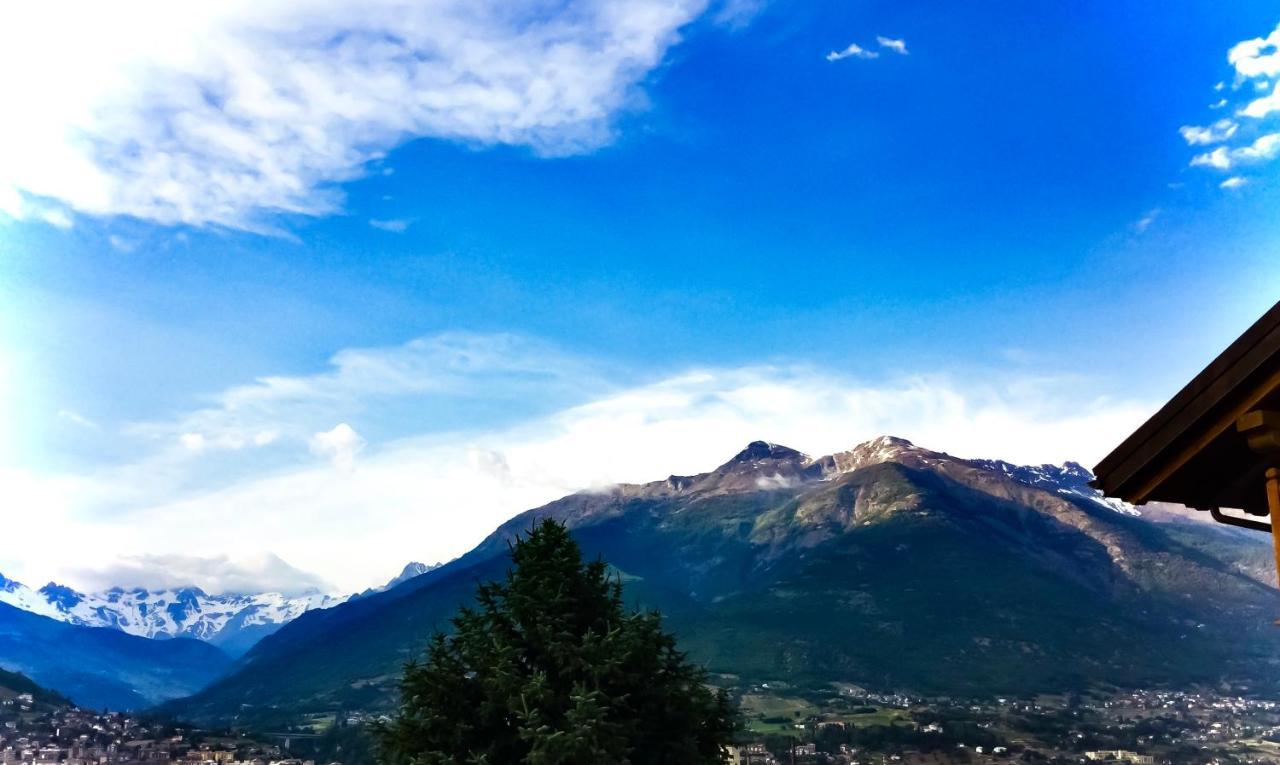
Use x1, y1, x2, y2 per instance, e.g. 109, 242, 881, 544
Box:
1, 1, 1279, 595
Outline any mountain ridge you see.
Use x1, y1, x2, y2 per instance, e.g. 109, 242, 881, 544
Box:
0, 560, 442, 658
163, 435, 1280, 727
0, 574, 346, 657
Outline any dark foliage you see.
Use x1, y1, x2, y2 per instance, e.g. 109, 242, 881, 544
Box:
378, 520, 736, 765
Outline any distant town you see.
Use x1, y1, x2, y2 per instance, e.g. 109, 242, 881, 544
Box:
10, 681, 1280, 765
722, 684, 1280, 765
1, 696, 305, 765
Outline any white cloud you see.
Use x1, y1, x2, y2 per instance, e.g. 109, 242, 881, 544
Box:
1179, 119, 1238, 145
1, 353, 1154, 593
1133, 209, 1160, 232
1183, 22, 1280, 179
1241, 82, 1280, 118
56, 409, 98, 430
1189, 134, 1280, 171
711, 0, 766, 30
876, 37, 908, 55
1190, 147, 1231, 169
1232, 132, 1280, 162
107, 235, 137, 253
36, 208, 73, 229
369, 218, 410, 233
0, 0, 711, 230
826, 42, 878, 62
1229, 24, 1280, 79
1220, 176, 1247, 189
309, 423, 365, 471
72, 552, 331, 596
127, 331, 593, 458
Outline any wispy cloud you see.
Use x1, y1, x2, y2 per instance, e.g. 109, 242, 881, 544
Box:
711, 0, 767, 30
1134, 208, 1161, 232
826, 36, 909, 62
1220, 176, 1247, 189
876, 36, 908, 55
126, 332, 594, 459
0, 0, 714, 231
56, 409, 99, 430
369, 218, 410, 233
826, 42, 878, 61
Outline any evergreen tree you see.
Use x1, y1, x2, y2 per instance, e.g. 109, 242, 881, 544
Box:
378, 519, 736, 765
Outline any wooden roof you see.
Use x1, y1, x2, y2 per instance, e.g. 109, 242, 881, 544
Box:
1092, 300, 1280, 516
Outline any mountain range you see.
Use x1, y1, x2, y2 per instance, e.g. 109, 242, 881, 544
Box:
163, 436, 1280, 727
0, 561, 441, 711
0, 561, 440, 658
0, 576, 346, 657
0, 601, 229, 711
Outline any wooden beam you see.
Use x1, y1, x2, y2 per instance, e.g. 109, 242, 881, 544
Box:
1237, 410, 1280, 597
1239, 410, 1280, 453
1269, 468, 1280, 603
1124, 372, 1280, 506
1095, 301, 1280, 497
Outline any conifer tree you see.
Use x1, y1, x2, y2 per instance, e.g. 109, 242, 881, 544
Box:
378, 519, 736, 764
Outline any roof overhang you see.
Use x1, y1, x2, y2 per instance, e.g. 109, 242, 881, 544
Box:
1092, 300, 1280, 516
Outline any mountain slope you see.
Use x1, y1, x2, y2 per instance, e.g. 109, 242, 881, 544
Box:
165, 437, 1280, 725
0, 667, 71, 707
0, 575, 346, 657
0, 602, 230, 711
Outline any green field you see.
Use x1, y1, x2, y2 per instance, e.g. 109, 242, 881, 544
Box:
739, 694, 912, 735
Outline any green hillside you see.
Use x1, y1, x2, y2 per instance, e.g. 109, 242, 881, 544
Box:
0, 667, 70, 707
163, 438, 1280, 726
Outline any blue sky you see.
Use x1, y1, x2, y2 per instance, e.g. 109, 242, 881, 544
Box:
1, 1, 1278, 593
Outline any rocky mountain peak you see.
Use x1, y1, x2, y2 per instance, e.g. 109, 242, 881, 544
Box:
37, 583, 83, 611
727, 441, 807, 465
817, 435, 923, 476
354, 560, 444, 598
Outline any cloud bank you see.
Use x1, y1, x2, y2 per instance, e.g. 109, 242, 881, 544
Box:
1, 333, 1154, 594
72, 552, 332, 596
0, 0, 709, 230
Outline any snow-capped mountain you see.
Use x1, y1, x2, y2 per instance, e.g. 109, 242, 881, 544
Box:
0, 574, 348, 656
967, 456, 1141, 516
354, 561, 441, 599
0, 558, 446, 656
